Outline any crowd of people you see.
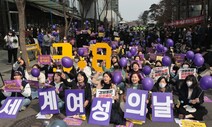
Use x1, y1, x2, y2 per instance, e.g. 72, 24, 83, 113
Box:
1, 22, 212, 126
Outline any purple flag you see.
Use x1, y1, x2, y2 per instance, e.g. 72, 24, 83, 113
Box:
38, 88, 59, 115
152, 92, 174, 122
0, 97, 24, 119
65, 89, 85, 116
4, 80, 21, 92
89, 98, 112, 126
124, 89, 148, 121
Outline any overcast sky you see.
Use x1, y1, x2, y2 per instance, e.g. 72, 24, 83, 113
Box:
119, 0, 160, 21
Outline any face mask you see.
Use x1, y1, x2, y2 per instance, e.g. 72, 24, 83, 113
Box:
75, 59, 79, 62
183, 65, 189, 68
186, 81, 192, 87
159, 83, 166, 88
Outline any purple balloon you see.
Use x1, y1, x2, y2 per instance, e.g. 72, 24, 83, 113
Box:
166, 39, 174, 47
119, 57, 128, 67
52, 25, 56, 29
162, 56, 172, 66
78, 48, 84, 56
112, 71, 123, 84
200, 76, 212, 90
157, 38, 161, 43
31, 68, 40, 77
157, 44, 164, 52
147, 35, 151, 39
111, 44, 117, 50
142, 65, 151, 75
163, 47, 168, 53
194, 53, 202, 58
186, 51, 195, 60
130, 47, 137, 56
142, 77, 154, 91
135, 41, 139, 45
193, 56, 204, 67
126, 51, 132, 58
61, 57, 73, 68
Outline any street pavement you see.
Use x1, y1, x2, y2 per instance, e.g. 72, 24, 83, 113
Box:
0, 49, 211, 127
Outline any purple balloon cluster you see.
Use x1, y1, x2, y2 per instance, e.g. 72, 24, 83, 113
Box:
186, 51, 205, 67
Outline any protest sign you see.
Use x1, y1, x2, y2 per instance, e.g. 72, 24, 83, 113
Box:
124, 89, 148, 121
0, 97, 24, 119
38, 88, 59, 115
181, 120, 206, 127
63, 117, 83, 126
96, 89, 115, 99
152, 67, 169, 80
89, 98, 112, 126
27, 80, 39, 89
178, 68, 196, 80
65, 89, 85, 116
38, 55, 51, 65
4, 80, 22, 92
152, 92, 174, 122
174, 54, 185, 64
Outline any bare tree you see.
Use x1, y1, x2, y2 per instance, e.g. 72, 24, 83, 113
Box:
62, 0, 76, 38
97, 0, 109, 21
15, 0, 29, 68
138, 10, 149, 25
78, 0, 94, 27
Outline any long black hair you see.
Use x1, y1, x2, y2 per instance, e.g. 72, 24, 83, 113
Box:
185, 75, 198, 89
75, 71, 88, 84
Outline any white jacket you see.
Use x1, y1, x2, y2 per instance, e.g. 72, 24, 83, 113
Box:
4, 35, 19, 49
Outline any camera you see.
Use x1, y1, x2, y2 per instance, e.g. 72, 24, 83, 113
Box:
17, 61, 20, 64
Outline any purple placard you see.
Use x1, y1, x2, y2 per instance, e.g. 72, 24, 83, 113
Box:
146, 47, 155, 53
65, 89, 85, 116
152, 92, 174, 122
27, 80, 39, 89
47, 74, 54, 83
89, 98, 112, 126
81, 46, 89, 57
38, 55, 51, 65
124, 89, 148, 121
174, 54, 185, 64
0, 97, 24, 119
63, 117, 83, 126
38, 88, 59, 115
149, 53, 156, 61
4, 80, 21, 92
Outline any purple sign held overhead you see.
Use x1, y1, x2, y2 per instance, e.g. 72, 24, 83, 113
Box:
4, 80, 21, 92
65, 89, 85, 116
152, 92, 174, 122
38, 88, 59, 115
0, 97, 24, 119
124, 89, 148, 121
89, 98, 112, 126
